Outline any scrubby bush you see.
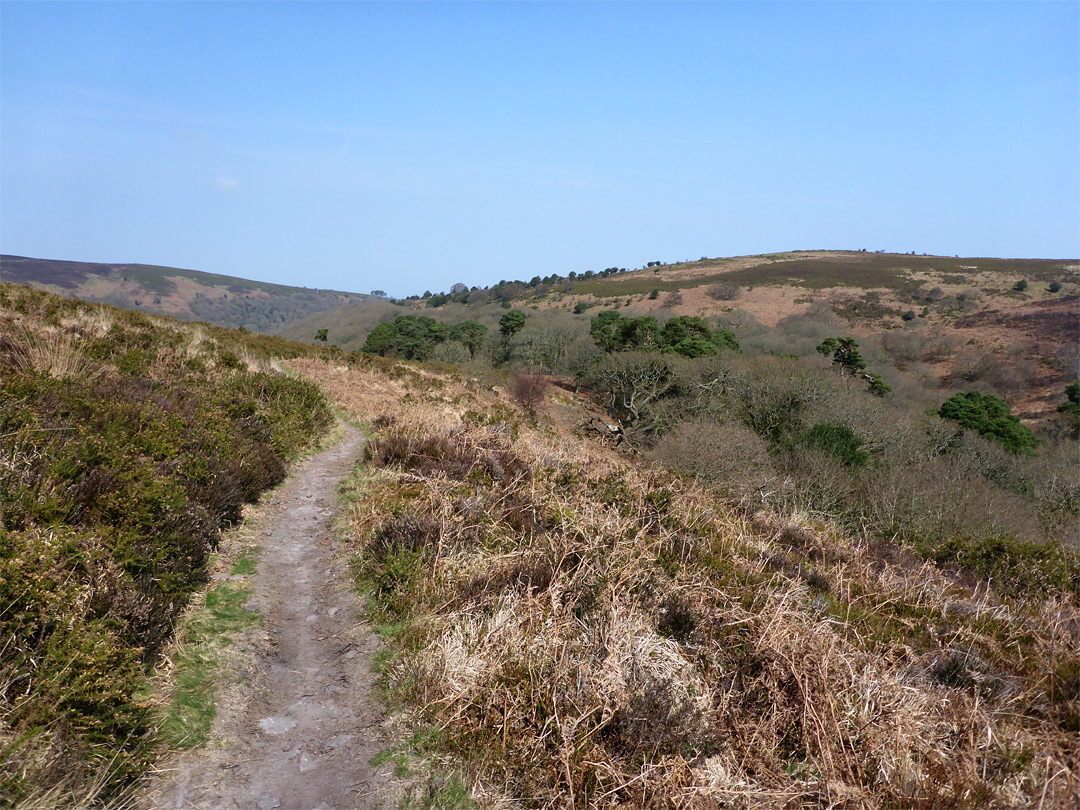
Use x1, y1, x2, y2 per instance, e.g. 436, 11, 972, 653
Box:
704, 281, 741, 301
880, 330, 926, 365
663, 290, 683, 307
648, 417, 775, 499
912, 285, 946, 302
429, 340, 472, 365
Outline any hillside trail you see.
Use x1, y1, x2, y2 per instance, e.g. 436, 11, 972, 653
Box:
141, 423, 398, 810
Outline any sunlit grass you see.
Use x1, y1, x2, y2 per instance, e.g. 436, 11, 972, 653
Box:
155, 583, 261, 749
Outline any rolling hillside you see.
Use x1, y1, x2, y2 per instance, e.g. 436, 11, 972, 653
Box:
278, 249, 1078, 421
0, 255, 370, 332
2, 278, 1076, 809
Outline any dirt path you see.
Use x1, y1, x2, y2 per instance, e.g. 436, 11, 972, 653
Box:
143, 424, 397, 810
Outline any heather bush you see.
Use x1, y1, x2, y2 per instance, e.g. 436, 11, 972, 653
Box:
0, 287, 332, 804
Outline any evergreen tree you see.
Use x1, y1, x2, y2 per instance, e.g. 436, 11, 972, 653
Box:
499, 309, 527, 338
939, 390, 1038, 454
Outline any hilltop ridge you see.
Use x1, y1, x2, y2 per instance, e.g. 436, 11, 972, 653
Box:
0, 254, 370, 332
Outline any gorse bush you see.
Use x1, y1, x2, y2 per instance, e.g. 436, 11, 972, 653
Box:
0, 284, 332, 805
797, 422, 869, 467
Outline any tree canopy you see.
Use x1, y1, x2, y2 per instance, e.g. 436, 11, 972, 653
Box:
449, 320, 488, 359
816, 337, 866, 375
499, 309, 527, 338
362, 315, 447, 361
589, 311, 740, 358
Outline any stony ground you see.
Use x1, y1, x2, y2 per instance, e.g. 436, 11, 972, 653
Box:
142, 424, 399, 810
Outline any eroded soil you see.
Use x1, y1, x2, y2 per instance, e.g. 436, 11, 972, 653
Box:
142, 424, 398, 810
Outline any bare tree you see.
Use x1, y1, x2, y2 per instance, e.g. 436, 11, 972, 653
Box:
588, 353, 676, 448
705, 282, 741, 301
509, 372, 550, 415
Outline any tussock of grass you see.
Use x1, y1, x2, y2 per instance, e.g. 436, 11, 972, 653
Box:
4, 322, 102, 381
299, 356, 1079, 809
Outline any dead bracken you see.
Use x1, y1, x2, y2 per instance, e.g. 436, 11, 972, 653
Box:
298, 355, 1079, 810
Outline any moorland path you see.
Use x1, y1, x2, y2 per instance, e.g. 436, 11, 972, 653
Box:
142, 423, 396, 810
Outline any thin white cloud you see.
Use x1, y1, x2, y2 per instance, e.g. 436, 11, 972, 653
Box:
216, 175, 240, 192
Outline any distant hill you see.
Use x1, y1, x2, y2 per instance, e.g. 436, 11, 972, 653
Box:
279, 249, 1078, 346
0, 255, 370, 332
276, 249, 1078, 421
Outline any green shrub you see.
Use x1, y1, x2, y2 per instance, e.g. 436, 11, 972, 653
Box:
591, 312, 740, 357
865, 372, 892, 397
362, 315, 446, 361
939, 391, 1038, 454
798, 423, 869, 467
1058, 381, 1079, 420
911, 534, 1078, 597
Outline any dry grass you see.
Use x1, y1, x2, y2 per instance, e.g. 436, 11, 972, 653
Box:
2, 322, 103, 381
294, 357, 1079, 809
59, 304, 116, 339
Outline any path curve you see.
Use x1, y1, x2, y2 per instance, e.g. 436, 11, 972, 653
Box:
143, 423, 394, 810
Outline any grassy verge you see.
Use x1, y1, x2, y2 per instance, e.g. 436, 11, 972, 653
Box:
153, 549, 262, 749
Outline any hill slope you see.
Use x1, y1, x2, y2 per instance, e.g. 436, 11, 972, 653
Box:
293, 353, 1079, 809
0, 283, 338, 805
278, 249, 1078, 421
0, 255, 369, 332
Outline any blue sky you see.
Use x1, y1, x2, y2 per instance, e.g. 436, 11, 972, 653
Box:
2, 2, 1077, 296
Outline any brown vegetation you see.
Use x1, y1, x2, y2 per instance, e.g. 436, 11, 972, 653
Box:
296, 356, 1079, 809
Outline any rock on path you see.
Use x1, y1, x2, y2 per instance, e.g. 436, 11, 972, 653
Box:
142, 424, 396, 810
